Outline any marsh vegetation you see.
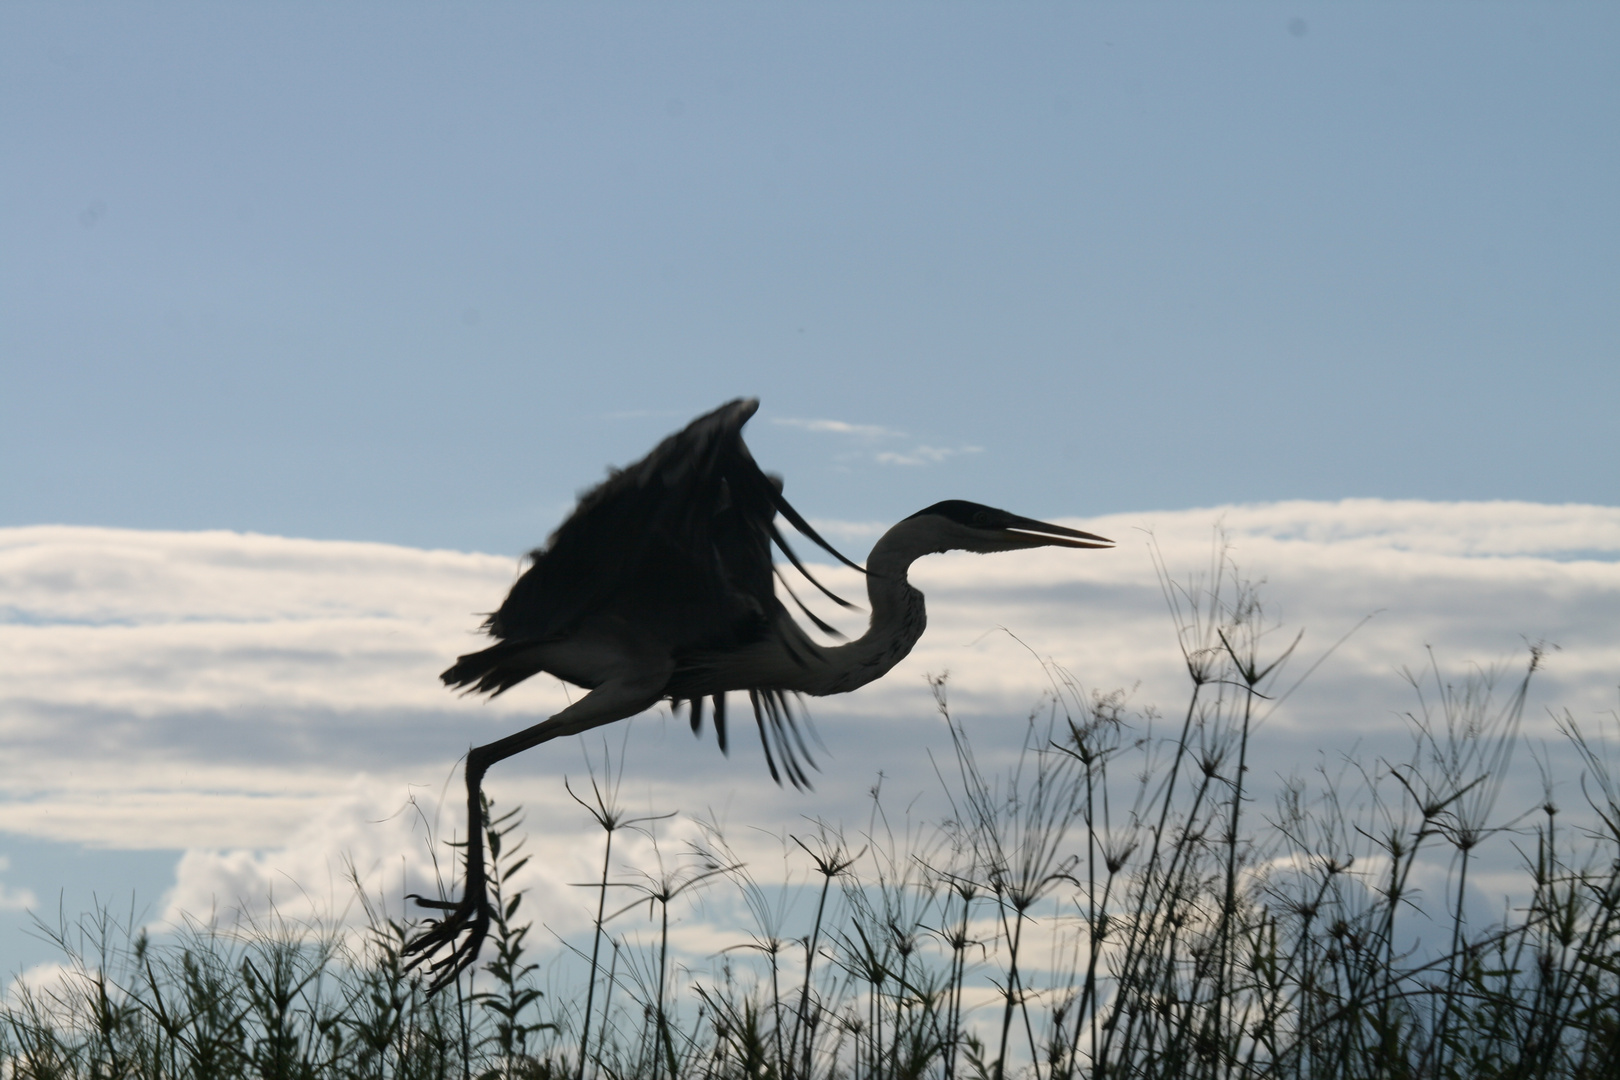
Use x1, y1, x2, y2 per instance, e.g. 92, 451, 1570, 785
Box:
6, 564, 1618, 1079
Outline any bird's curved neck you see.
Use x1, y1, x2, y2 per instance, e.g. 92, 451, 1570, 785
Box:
812, 519, 936, 695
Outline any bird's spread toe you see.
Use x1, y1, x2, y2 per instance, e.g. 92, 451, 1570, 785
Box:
402, 892, 492, 993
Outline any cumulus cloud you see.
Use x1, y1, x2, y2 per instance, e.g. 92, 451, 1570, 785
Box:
4, 961, 77, 1010
2, 503, 1618, 966
156, 776, 446, 928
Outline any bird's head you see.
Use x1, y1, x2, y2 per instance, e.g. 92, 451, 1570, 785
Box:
903, 500, 1113, 555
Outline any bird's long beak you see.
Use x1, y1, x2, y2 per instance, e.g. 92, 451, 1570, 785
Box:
998, 513, 1114, 550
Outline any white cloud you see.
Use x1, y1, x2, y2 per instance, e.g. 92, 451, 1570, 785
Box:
770, 417, 985, 468
873, 444, 984, 466
0, 857, 37, 913
2, 503, 1618, 971
771, 417, 904, 440
4, 961, 78, 1010
156, 776, 445, 929
801, 517, 888, 543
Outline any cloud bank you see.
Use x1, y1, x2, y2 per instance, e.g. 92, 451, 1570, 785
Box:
2, 501, 1617, 958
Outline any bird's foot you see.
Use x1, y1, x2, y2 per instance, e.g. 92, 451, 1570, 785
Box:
402, 889, 491, 993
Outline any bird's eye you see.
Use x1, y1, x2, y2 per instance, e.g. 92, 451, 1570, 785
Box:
972, 510, 991, 526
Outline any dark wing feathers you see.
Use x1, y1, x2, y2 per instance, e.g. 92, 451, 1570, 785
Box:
712, 693, 729, 754
483, 398, 851, 648
773, 566, 847, 639
485, 411, 741, 644
444, 399, 857, 784
763, 480, 866, 577
748, 689, 817, 790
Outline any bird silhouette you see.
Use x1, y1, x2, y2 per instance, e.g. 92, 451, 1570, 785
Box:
404, 398, 1112, 987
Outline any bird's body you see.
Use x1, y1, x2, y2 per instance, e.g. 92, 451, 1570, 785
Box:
405, 398, 1112, 986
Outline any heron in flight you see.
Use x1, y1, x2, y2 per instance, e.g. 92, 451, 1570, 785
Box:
405, 398, 1112, 985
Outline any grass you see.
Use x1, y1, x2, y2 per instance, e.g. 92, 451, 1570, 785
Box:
5, 560, 1619, 1079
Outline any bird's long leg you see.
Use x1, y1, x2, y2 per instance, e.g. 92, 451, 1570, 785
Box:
403, 666, 671, 991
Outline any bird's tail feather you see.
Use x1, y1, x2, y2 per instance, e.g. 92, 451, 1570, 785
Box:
440, 640, 545, 697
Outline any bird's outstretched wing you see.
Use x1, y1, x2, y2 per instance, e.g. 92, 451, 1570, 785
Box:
450, 398, 859, 691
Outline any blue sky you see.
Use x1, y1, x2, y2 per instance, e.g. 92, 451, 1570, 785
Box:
5, 3, 1617, 554
3, 4, 1618, 987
